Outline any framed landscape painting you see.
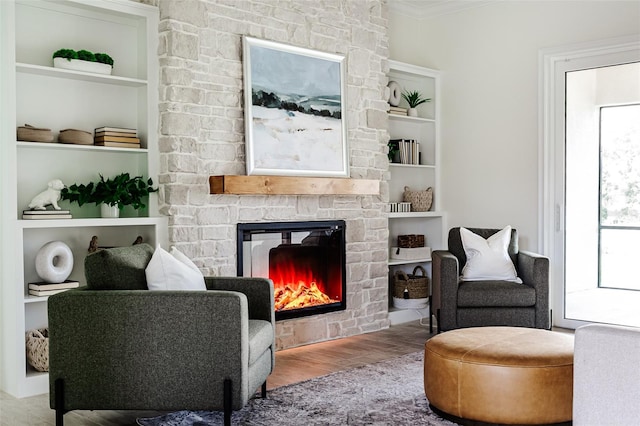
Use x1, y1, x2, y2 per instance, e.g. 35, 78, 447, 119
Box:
242, 36, 348, 177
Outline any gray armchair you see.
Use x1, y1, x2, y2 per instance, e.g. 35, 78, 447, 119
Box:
431, 227, 549, 333
48, 244, 275, 426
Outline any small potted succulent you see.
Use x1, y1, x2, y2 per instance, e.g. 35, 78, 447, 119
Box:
61, 172, 157, 218
53, 48, 114, 75
401, 90, 431, 117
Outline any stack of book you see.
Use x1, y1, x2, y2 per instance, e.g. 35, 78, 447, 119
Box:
94, 126, 140, 149
389, 106, 408, 116
28, 280, 80, 297
22, 209, 72, 220
389, 138, 420, 165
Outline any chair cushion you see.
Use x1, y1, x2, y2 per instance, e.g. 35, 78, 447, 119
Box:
459, 226, 521, 283
85, 244, 154, 290
145, 246, 206, 291
457, 281, 536, 307
248, 319, 274, 365
449, 227, 519, 274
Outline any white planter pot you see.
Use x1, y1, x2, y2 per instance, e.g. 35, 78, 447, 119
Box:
407, 108, 418, 117
100, 204, 120, 218
53, 57, 112, 75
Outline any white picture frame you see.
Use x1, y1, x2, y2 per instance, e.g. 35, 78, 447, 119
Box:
242, 36, 349, 177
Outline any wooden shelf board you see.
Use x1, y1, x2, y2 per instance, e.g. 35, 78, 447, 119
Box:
210, 175, 380, 195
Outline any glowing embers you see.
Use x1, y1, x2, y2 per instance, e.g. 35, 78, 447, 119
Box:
274, 282, 337, 311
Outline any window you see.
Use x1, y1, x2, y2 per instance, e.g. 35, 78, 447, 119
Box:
599, 104, 640, 290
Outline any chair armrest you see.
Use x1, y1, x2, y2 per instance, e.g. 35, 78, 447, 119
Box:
205, 277, 274, 324
432, 250, 460, 331
574, 324, 640, 425
518, 250, 549, 328
48, 288, 250, 411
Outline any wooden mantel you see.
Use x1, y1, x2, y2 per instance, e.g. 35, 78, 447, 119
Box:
209, 175, 380, 195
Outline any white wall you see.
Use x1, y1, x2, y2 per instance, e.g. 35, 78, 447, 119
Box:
389, 0, 640, 251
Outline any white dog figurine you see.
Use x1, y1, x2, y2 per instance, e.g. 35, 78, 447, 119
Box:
28, 179, 65, 210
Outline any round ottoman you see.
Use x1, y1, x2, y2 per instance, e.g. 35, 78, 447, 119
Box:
424, 327, 574, 425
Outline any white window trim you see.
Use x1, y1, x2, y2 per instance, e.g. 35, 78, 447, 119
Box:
539, 35, 640, 328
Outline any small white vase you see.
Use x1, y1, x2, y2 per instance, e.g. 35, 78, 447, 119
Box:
100, 204, 120, 218
407, 108, 418, 117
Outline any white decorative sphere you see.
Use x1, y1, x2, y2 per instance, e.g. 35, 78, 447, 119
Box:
35, 241, 74, 283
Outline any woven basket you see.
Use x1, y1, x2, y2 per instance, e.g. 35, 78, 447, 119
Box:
25, 328, 49, 372
397, 234, 425, 248
403, 186, 433, 212
393, 266, 429, 299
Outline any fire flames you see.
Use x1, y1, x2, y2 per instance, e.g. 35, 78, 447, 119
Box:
270, 260, 339, 311
274, 281, 338, 311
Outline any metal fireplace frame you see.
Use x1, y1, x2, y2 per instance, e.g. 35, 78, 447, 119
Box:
237, 220, 346, 320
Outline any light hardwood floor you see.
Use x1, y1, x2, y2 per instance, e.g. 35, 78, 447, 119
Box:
0, 321, 434, 426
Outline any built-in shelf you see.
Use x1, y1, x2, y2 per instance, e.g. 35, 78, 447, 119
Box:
209, 175, 380, 195
389, 211, 443, 219
389, 163, 435, 169
16, 63, 147, 87
388, 114, 435, 123
2, 0, 162, 399
17, 141, 148, 153
18, 217, 164, 229
388, 257, 432, 266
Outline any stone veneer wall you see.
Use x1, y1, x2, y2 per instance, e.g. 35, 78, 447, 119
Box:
149, 0, 390, 349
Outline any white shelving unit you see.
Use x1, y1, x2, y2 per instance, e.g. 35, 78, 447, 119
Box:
387, 60, 445, 326
0, 0, 163, 398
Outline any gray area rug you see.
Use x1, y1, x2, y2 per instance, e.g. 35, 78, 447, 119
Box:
136, 351, 459, 425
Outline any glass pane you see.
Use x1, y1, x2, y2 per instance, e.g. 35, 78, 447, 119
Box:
600, 104, 640, 226
600, 228, 640, 290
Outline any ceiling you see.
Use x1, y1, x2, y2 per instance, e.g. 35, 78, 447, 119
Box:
388, 0, 496, 20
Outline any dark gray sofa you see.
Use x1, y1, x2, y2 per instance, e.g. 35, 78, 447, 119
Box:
431, 227, 550, 332
48, 244, 275, 426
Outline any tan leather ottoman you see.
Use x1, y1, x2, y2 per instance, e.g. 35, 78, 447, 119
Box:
424, 327, 574, 425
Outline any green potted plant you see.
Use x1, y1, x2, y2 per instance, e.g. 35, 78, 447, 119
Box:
52, 48, 114, 75
401, 90, 431, 117
61, 172, 157, 218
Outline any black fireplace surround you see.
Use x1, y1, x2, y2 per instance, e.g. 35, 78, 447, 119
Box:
237, 220, 346, 320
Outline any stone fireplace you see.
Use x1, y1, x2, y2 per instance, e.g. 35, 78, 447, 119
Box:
238, 220, 346, 320
155, 0, 390, 350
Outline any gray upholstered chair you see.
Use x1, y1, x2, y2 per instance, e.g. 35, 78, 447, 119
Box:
48, 244, 275, 426
431, 227, 549, 333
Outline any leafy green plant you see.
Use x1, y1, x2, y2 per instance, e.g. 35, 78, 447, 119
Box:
76, 49, 96, 62
94, 53, 114, 66
61, 173, 157, 210
52, 49, 78, 61
401, 90, 431, 108
52, 49, 114, 67
388, 140, 399, 162
61, 182, 95, 207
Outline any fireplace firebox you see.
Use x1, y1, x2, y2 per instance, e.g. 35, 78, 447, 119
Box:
237, 220, 346, 320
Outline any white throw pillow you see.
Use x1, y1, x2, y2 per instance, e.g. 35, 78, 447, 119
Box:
460, 226, 522, 283
145, 245, 206, 291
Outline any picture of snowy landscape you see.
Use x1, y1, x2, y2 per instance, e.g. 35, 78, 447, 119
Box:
244, 37, 347, 176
